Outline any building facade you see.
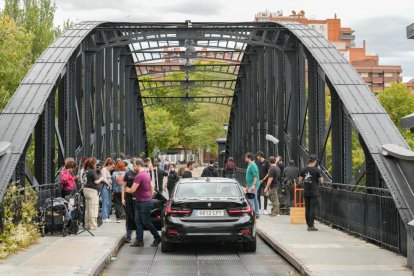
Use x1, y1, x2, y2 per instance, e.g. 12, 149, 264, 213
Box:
255, 11, 402, 93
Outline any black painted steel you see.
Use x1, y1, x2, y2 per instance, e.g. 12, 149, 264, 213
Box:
0, 21, 413, 256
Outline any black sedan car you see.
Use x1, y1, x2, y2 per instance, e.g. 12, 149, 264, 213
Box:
161, 177, 256, 252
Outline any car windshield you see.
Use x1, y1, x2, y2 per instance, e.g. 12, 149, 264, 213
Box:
176, 182, 241, 198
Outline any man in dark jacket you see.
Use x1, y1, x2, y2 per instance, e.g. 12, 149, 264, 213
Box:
283, 160, 300, 210
299, 154, 323, 232
166, 163, 179, 198
201, 160, 219, 177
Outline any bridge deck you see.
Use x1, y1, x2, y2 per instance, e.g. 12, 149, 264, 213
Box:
258, 215, 411, 275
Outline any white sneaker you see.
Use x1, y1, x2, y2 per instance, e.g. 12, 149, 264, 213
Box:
259, 210, 263, 215
104, 219, 112, 223
263, 210, 269, 215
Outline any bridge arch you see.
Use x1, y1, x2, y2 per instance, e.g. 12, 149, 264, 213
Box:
0, 21, 413, 254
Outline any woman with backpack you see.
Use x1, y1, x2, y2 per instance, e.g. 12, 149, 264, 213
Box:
224, 157, 237, 179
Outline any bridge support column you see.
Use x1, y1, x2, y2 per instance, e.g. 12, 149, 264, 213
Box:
112, 48, 120, 156
34, 89, 56, 184
265, 47, 275, 156
331, 86, 352, 184
104, 48, 113, 158
257, 47, 266, 153
81, 49, 94, 158
94, 50, 104, 159
286, 49, 300, 164
308, 57, 326, 165
250, 52, 258, 154
64, 57, 78, 159
275, 50, 285, 158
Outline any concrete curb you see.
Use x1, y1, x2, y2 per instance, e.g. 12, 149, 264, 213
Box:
91, 233, 125, 276
257, 228, 312, 276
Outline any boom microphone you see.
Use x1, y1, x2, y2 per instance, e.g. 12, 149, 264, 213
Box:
265, 134, 279, 145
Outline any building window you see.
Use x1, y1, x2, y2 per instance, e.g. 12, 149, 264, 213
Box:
384, 82, 391, 88
372, 73, 382, 78
384, 72, 394, 78
360, 72, 369, 78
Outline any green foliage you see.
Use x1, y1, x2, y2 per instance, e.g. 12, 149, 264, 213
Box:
0, 184, 39, 259
3, 0, 59, 63
378, 83, 414, 150
142, 62, 234, 155
145, 107, 180, 152
0, 15, 33, 111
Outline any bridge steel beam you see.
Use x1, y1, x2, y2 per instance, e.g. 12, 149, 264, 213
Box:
1, 21, 413, 256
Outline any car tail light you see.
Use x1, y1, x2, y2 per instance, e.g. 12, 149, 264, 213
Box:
166, 204, 192, 215
168, 229, 179, 235
240, 229, 251, 235
228, 204, 252, 215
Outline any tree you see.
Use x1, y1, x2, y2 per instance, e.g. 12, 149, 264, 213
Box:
3, 0, 59, 62
144, 107, 180, 153
378, 83, 414, 149
0, 15, 33, 111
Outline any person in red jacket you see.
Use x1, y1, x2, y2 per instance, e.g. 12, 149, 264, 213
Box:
224, 157, 237, 179
60, 158, 77, 198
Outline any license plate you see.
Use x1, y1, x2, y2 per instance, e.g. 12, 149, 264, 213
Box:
198, 210, 225, 216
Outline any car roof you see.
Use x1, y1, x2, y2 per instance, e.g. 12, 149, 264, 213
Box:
178, 177, 239, 184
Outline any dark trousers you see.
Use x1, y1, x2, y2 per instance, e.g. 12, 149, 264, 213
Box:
286, 185, 294, 209
134, 200, 160, 243
113, 192, 124, 219
304, 196, 319, 227
257, 183, 268, 210
167, 185, 175, 199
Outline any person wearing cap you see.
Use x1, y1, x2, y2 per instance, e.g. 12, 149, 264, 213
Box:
299, 154, 324, 231
256, 151, 270, 215
283, 159, 300, 211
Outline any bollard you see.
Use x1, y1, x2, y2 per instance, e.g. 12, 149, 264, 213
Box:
408, 220, 414, 269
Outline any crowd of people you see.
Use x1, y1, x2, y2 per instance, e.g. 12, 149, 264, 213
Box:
59, 154, 194, 246
59, 150, 322, 241
241, 151, 323, 231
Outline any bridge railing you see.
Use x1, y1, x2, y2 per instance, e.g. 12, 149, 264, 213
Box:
318, 182, 401, 253
0, 183, 61, 235
234, 169, 402, 253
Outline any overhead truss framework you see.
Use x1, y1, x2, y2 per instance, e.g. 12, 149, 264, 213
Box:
0, 21, 413, 254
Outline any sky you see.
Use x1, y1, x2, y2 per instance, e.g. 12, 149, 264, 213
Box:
12, 0, 414, 79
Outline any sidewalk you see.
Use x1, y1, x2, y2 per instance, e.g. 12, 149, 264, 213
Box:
0, 219, 125, 276
257, 215, 412, 276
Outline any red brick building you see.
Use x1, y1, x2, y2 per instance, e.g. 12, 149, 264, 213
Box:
255, 11, 402, 93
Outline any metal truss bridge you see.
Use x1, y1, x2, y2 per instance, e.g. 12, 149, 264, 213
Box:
0, 20, 413, 256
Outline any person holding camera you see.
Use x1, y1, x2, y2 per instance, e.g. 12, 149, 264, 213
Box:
83, 158, 105, 230
299, 154, 324, 231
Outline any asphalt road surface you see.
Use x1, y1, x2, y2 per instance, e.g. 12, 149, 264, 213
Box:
102, 235, 297, 276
